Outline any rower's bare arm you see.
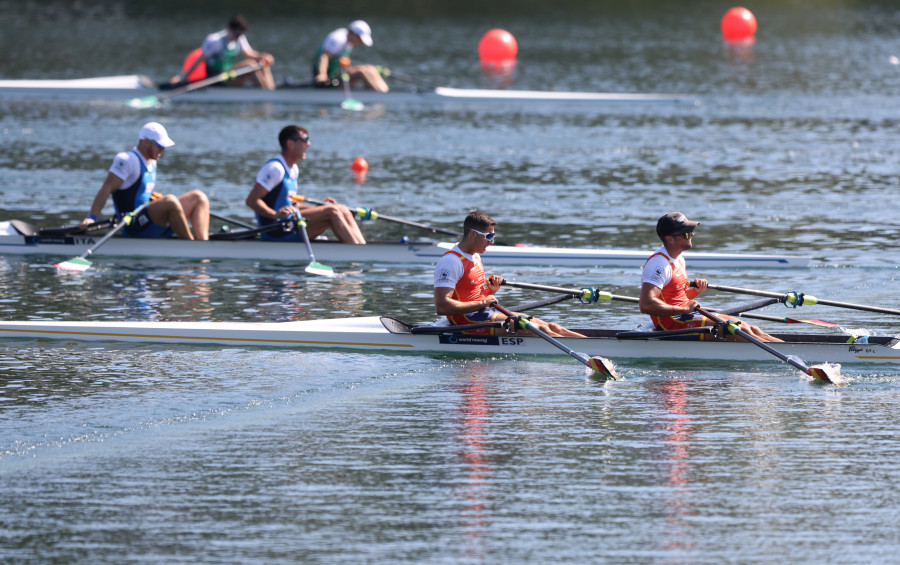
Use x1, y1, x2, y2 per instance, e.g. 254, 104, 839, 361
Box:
434, 287, 496, 316
246, 183, 292, 220
245, 48, 274, 66
639, 282, 698, 316
81, 173, 123, 226
315, 53, 330, 83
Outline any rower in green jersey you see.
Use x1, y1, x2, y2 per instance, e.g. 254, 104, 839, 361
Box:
312, 20, 389, 92
176, 15, 275, 90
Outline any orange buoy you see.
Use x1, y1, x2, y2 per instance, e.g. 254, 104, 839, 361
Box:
721, 7, 757, 42
478, 29, 518, 63
182, 48, 206, 82
351, 157, 369, 172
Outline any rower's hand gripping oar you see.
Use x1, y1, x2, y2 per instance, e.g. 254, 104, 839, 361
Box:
490, 302, 619, 379
695, 306, 841, 384
701, 282, 900, 317
128, 61, 265, 109
285, 214, 337, 278
291, 195, 461, 237
54, 199, 153, 272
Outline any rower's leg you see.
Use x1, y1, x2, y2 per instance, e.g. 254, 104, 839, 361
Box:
301, 205, 366, 244
254, 66, 275, 90
148, 195, 193, 240
178, 190, 210, 241
347, 65, 389, 92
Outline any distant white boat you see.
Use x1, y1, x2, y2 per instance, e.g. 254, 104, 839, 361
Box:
0, 220, 808, 268
0, 74, 697, 106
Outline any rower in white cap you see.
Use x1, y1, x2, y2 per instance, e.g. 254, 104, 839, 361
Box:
80, 122, 209, 241
312, 20, 389, 93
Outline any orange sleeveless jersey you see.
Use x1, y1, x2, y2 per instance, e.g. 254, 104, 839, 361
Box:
443, 250, 491, 326
644, 251, 712, 335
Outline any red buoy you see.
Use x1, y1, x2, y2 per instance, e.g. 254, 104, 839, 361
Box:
721, 7, 757, 42
182, 48, 206, 82
351, 157, 369, 172
478, 29, 518, 63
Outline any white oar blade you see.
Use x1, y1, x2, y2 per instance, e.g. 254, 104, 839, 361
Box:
304, 261, 336, 278
127, 96, 160, 109
54, 257, 92, 272
341, 99, 364, 111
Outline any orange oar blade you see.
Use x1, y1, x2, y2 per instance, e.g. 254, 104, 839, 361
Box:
587, 356, 619, 379
807, 363, 842, 384
790, 318, 839, 328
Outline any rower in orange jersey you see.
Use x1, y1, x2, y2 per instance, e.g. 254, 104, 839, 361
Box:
433, 210, 584, 338
639, 212, 782, 342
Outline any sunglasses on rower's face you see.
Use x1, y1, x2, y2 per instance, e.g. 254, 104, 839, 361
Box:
670, 232, 693, 240
291, 136, 310, 144
470, 228, 496, 242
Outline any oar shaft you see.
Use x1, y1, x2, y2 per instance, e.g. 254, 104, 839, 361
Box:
707, 283, 900, 316
364, 211, 460, 236
491, 303, 585, 361
508, 294, 573, 313
209, 212, 254, 230
696, 307, 814, 375
490, 303, 618, 378
502, 280, 638, 304
165, 62, 263, 99
294, 217, 317, 262
298, 196, 461, 237
808, 297, 900, 316
705, 283, 782, 299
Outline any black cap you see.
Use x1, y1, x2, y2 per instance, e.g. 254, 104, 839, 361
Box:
656, 212, 700, 239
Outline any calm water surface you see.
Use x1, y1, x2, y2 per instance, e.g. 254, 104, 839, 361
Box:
2, 4, 900, 563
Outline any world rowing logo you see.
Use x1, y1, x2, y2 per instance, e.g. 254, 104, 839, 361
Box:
439, 334, 499, 346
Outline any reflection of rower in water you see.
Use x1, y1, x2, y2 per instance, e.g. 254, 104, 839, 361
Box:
245, 125, 366, 244
175, 15, 275, 90
312, 20, 389, 93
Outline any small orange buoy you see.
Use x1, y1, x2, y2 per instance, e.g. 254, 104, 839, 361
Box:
182, 48, 206, 82
721, 7, 757, 42
478, 29, 518, 63
351, 157, 369, 172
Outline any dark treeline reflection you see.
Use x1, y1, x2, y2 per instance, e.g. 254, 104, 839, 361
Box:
11, 0, 896, 19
